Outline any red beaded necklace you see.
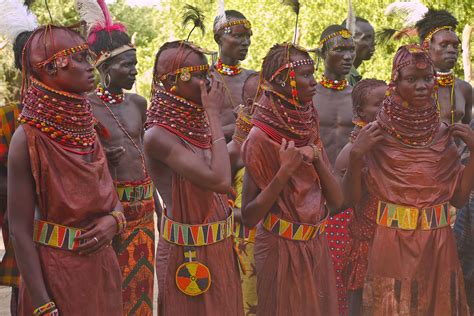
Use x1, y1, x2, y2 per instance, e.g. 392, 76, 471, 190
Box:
319, 74, 348, 91
19, 82, 96, 149
96, 84, 124, 104
377, 88, 440, 148
435, 71, 454, 87
252, 86, 319, 147
145, 90, 211, 149
215, 58, 242, 76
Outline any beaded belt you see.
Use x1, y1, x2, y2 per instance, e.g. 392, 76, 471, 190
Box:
33, 220, 86, 251
262, 213, 328, 241
234, 221, 256, 242
161, 213, 233, 246
115, 178, 154, 202
376, 201, 454, 230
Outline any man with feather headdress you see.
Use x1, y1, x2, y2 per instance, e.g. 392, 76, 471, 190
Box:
144, 5, 244, 315
76, 1, 159, 314
211, 1, 255, 142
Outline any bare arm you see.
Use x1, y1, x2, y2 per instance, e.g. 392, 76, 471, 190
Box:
8, 127, 50, 308
144, 80, 231, 194
450, 124, 474, 207
241, 140, 303, 228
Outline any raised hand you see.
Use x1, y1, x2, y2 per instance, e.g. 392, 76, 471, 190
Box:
280, 139, 304, 174
449, 123, 474, 151
351, 122, 384, 159
200, 78, 225, 114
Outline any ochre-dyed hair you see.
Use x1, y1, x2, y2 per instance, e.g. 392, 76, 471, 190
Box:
352, 78, 387, 117
415, 8, 458, 44
261, 44, 309, 82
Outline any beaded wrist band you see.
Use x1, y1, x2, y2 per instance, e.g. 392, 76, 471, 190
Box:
43, 309, 59, 316
319, 29, 352, 48
110, 211, 127, 234
33, 301, 56, 316
35, 44, 89, 69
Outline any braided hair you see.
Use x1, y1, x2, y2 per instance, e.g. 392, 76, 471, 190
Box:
415, 8, 458, 44
352, 78, 387, 118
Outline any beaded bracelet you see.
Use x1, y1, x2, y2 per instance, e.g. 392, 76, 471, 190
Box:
33, 301, 56, 316
43, 308, 59, 316
110, 211, 127, 234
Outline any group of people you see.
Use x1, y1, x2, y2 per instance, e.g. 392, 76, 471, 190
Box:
0, 0, 473, 315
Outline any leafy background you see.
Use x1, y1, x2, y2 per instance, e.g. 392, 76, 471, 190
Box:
0, 0, 472, 105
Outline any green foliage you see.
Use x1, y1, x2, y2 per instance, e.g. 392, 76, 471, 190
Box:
0, 0, 472, 105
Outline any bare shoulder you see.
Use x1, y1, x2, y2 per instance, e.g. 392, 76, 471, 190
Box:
456, 78, 472, 97
127, 93, 148, 109
9, 126, 30, 168
144, 126, 182, 161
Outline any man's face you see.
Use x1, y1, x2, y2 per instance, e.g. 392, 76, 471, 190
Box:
428, 30, 459, 72
103, 50, 138, 90
353, 21, 375, 61
324, 36, 356, 76
216, 21, 252, 61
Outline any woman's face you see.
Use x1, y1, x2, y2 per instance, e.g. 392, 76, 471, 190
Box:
396, 63, 434, 108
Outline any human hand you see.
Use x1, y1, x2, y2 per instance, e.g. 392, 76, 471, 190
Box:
449, 123, 474, 151
104, 146, 125, 167
351, 122, 384, 159
200, 78, 225, 115
279, 139, 304, 174
75, 215, 118, 255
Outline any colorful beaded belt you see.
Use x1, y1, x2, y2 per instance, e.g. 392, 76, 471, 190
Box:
234, 221, 256, 242
33, 220, 86, 251
115, 178, 154, 202
161, 213, 233, 246
376, 201, 454, 230
262, 212, 328, 241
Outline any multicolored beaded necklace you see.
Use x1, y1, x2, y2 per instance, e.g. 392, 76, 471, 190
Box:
434, 71, 455, 124
319, 74, 348, 91
252, 86, 319, 147
19, 80, 96, 150
145, 90, 211, 149
215, 58, 242, 76
377, 88, 439, 148
96, 84, 124, 104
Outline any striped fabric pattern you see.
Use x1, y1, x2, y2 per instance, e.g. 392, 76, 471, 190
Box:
262, 213, 328, 241
161, 213, 233, 246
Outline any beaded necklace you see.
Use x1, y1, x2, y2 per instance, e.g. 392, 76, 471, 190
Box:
215, 58, 242, 76
253, 86, 319, 147
319, 74, 348, 91
435, 71, 455, 124
145, 90, 211, 149
377, 89, 439, 148
96, 84, 124, 104
19, 82, 96, 149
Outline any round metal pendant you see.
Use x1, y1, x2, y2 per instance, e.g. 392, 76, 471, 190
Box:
175, 261, 211, 296
180, 70, 191, 82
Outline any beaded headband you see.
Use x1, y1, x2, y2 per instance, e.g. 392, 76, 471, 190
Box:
319, 29, 352, 48
218, 19, 252, 34
422, 26, 453, 50
160, 64, 210, 82
269, 59, 314, 82
34, 43, 89, 69
95, 44, 136, 67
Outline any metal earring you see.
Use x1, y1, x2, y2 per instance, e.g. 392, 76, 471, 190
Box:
105, 73, 111, 88
281, 82, 286, 87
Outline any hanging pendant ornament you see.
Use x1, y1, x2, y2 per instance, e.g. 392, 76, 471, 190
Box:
175, 246, 211, 296
180, 69, 192, 82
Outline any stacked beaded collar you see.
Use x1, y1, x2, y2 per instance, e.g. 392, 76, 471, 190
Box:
215, 58, 242, 76
145, 90, 211, 149
319, 74, 348, 91
435, 70, 455, 87
96, 84, 124, 104
252, 84, 319, 147
232, 105, 252, 145
19, 79, 96, 149
377, 88, 439, 148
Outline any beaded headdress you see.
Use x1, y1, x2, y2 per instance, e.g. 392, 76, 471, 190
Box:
76, 0, 135, 67
214, 0, 251, 34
